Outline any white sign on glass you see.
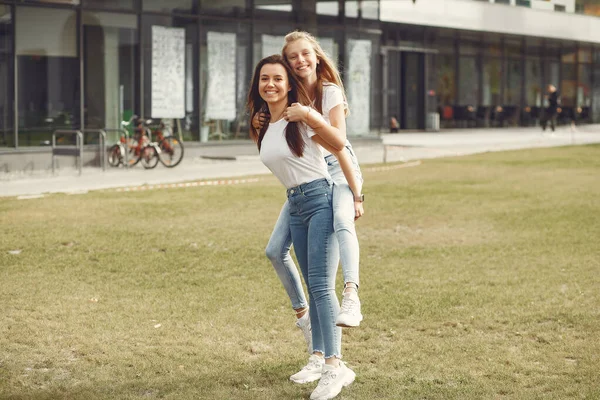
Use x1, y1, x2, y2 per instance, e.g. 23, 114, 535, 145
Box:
346, 39, 372, 136
205, 31, 237, 121
151, 26, 185, 119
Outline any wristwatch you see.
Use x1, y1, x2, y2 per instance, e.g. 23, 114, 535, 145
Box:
354, 194, 364, 202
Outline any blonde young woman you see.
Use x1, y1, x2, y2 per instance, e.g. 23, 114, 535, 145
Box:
253, 31, 365, 385
247, 54, 356, 400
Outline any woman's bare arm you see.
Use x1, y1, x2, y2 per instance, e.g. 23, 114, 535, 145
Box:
286, 103, 346, 151
311, 135, 364, 220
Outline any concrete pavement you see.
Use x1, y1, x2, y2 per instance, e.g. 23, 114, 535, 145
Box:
1, 124, 599, 198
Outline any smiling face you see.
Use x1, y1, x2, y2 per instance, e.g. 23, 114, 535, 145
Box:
284, 38, 319, 83
259, 63, 291, 105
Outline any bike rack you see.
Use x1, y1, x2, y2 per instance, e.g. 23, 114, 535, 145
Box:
104, 128, 130, 168
82, 129, 107, 171
52, 130, 83, 176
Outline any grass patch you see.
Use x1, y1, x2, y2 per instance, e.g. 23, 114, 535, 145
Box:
1, 145, 599, 399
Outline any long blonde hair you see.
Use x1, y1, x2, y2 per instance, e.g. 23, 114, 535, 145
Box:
282, 31, 349, 117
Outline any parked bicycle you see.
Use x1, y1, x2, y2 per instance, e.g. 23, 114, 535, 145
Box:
151, 121, 185, 168
107, 116, 184, 169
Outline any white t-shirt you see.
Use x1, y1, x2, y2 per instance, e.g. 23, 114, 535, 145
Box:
320, 83, 350, 157
260, 118, 330, 189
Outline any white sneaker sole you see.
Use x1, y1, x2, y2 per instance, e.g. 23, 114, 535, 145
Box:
290, 373, 322, 384
335, 314, 363, 328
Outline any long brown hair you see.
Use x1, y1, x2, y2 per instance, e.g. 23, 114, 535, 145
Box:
246, 54, 312, 157
282, 31, 349, 117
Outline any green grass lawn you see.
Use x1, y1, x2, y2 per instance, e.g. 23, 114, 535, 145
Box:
1, 145, 599, 399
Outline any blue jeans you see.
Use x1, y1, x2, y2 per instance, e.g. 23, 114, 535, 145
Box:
265, 145, 363, 309
287, 178, 341, 358
325, 145, 363, 286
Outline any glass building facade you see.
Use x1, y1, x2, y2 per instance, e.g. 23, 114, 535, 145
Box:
0, 0, 599, 149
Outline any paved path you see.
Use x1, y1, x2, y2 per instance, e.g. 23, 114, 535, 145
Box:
1, 125, 598, 198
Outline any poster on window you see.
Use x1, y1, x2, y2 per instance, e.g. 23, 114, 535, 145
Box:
262, 34, 285, 58
346, 39, 371, 136
205, 31, 237, 121
151, 26, 185, 119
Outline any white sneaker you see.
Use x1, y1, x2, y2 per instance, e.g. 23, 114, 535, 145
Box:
290, 354, 324, 384
295, 311, 312, 354
336, 291, 363, 327
310, 361, 356, 400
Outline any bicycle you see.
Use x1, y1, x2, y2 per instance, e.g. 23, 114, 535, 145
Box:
149, 121, 185, 168
107, 116, 159, 169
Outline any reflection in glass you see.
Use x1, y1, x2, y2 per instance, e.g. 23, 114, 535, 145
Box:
561, 63, 577, 107
546, 61, 559, 88
578, 48, 592, 63
578, 64, 591, 107
200, 22, 250, 142
437, 55, 455, 106
361, 1, 379, 19
593, 64, 600, 123
83, 12, 137, 141
505, 58, 522, 105
345, 1, 358, 18
458, 56, 478, 105
0, 5, 14, 147
483, 58, 502, 105
437, 54, 455, 127
317, 1, 338, 16
525, 58, 542, 106
16, 7, 79, 146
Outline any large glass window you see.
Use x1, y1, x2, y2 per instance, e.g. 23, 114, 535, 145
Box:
345, 1, 359, 18
592, 50, 600, 123
578, 48, 592, 110
200, 21, 250, 142
458, 56, 478, 106
16, 6, 79, 146
483, 58, 502, 106
345, 33, 378, 135
458, 36, 479, 108
561, 47, 577, 107
83, 12, 138, 142
525, 58, 542, 106
505, 58, 522, 105
316, 1, 339, 16
0, 5, 14, 147
579, 2, 600, 17
437, 53, 456, 127
142, 15, 198, 141
361, 1, 379, 19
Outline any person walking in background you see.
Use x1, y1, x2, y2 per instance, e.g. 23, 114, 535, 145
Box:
252, 31, 365, 384
390, 115, 399, 133
247, 54, 356, 400
542, 84, 560, 133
